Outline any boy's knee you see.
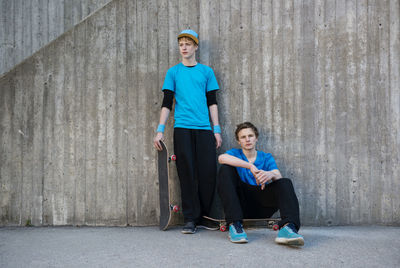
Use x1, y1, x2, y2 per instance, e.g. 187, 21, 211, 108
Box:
279, 177, 292, 184
218, 164, 236, 176
275, 178, 294, 189
217, 164, 237, 187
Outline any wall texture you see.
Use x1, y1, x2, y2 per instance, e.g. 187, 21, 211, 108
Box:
0, 0, 112, 75
0, 0, 399, 226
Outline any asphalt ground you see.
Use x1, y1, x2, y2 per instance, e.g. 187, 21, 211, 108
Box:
1, 225, 399, 267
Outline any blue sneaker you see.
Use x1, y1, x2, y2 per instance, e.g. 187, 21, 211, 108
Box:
229, 221, 248, 243
275, 224, 304, 246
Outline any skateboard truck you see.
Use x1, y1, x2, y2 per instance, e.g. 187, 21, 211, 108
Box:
168, 154, 176, 162
170, 204, 179, 213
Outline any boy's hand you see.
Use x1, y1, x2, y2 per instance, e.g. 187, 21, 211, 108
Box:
214, 133, 222, 148
250, 165, 259, 178
255, 171, 276, 190
153, 132, 164, 151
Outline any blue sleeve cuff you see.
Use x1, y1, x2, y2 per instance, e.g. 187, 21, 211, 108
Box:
213, 125, 221, 134
157, 124, 165, 133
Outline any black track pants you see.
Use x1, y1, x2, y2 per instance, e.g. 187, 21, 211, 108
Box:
217, 164, 301, 230
173, 128, 216, 223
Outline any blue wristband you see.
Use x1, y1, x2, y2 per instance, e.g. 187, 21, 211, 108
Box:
157, 124, 165, 133
213, 125, 221, 134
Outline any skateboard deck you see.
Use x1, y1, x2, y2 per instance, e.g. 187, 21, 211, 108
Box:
158, 140, 181, 230
203, 215, 280, 232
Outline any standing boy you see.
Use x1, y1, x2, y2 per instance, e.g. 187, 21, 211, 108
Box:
218, 122, 304, 245
153, 29, 222, 234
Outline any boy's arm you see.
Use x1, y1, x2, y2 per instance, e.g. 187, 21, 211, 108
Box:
209, 104, 222, 148
270, 169, 282, 178
153, 107, 170, 151
218, 153, 259, 177
219, 153, 282, 189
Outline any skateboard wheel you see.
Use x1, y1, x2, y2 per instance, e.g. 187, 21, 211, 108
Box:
220, 225, 227, 232
170, 155, 176, 161
272, 224, 279, 231
172, 205, 179, 213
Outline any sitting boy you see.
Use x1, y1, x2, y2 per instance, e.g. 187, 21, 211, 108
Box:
217, 122, 304, 246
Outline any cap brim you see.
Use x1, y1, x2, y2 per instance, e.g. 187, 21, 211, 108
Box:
177, 33, 199, 44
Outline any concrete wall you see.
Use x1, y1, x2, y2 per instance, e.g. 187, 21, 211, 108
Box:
0, 0, 399, 226
0, 0, 112, 75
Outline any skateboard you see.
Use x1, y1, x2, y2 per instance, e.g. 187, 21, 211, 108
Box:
203, 215, 280, 232
158, 140, 181, 230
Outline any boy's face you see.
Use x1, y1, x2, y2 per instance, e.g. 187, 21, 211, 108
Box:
236, 128, 258, 151
178, 38, 198, 60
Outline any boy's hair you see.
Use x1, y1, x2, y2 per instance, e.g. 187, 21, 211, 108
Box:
178, 36, 198, 46
235, 122, 259, 140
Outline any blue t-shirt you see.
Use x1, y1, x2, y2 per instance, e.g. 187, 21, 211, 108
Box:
162, 63, 219, 130
225, 148, 278, 186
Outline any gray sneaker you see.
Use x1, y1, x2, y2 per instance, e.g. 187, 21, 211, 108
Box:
181, 221, 197, 234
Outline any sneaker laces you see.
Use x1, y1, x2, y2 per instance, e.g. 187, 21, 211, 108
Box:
286, 226, 295, 234
285, 223, 298, 234
232, 221, 244, 233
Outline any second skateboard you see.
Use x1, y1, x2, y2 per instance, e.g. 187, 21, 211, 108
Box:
203, 215, 280, 232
